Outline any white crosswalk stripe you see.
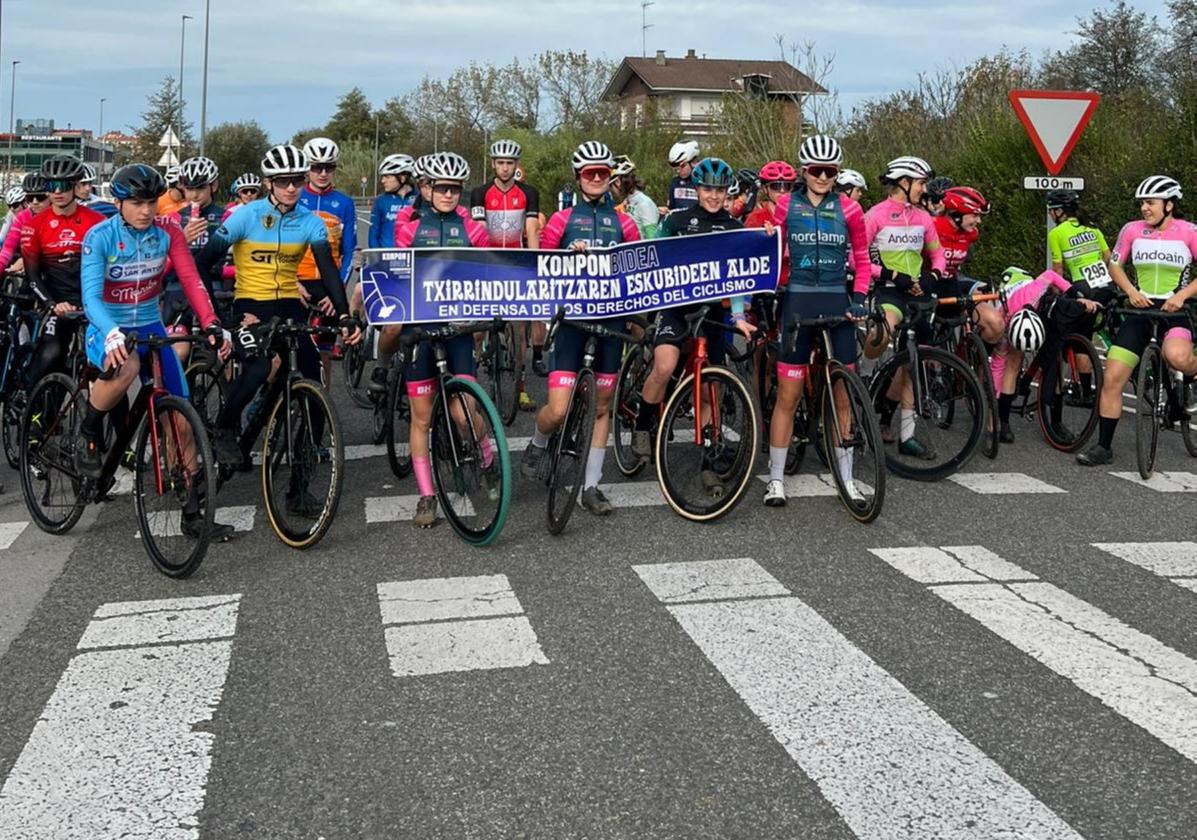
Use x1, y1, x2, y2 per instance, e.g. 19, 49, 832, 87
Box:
0, 521, 28, 550
1109, 471, 1197, 492
947, 472, 1067, 494
1093, 541, 1197, 595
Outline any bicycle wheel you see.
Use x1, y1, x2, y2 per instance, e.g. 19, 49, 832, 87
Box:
385, 365, 412, 479
962, 333, 999, 459
656, 366, 759, 522
133, 395, 215, 578
1037, 334, 1102, 453
1182, 407, 1197, 458
612, 346, 651, 477
547, 368, 595, 535
185, 359, 226, 433
820, 363, 885, 523
19, 373, 86, 534
261, 379, 344, 549
2, 392, 22, 469
492, 323, 519, 427
869, 346, 984, 481
1135, 344, 1161, 480
342, 331, 373, 409
430, 376, 511, 546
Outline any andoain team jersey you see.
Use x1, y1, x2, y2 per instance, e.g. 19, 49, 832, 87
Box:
297, 185, 356, 282
80, 215, 218, 338
933, 215, 979, 279
1110, 218, 1197, 299
1048, 218, 1111, 287
469, 181, 540, 247
21, 204, 106, 305
394, 210, 488, 248
774, 191, 870, 295
864, 197, 945, 281
540, 195, 639, 249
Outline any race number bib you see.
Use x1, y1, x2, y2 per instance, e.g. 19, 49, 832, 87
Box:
1080, 261, 1111, 288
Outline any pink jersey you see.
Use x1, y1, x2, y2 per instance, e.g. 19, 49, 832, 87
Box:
0, 207, 32, 272
990, 269, 1071, 393
863, 197, 945, 280
1110, 217, 1197, 300
392, 203, 468, 247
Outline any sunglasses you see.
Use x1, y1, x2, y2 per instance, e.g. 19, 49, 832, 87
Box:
805, 166, 839, 179
579, 168, 611, 182
311, 164, 337, 173
272, 176, 306, 189
26, 193, 48, 202
46, 180, 76, 193
239, 188, 261, 197
766, 181, 794, 192
431, 184, 463, 195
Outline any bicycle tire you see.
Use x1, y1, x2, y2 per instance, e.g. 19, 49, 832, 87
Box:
185, 359, 226, 433
612, 346, 650, 477
1135, 344, 1161, 480
385, 365, 412, 479
547, 368, 595, 535
491, 324, 519, 427
2, 393, 21, 469
19, 373, 86, 534
869, 346, 984, 481
261, 378, 344, 549
820, 363, 885, 523
430, 376, 511, 546
1182, 408, 1197, 458
963, 333, 999, 460
342, 334, 374, 409
1037, 334, 1102, 453
656, 366, 759, 522
133, 395, 214, 579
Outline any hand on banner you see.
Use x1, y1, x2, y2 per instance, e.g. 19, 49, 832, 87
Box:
568, 240, 589, 252
762, 222, 776, 237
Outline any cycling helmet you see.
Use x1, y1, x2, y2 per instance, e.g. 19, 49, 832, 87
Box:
690, 157, 736, 188
1007, 308, 1046, 354
178, 155, 219, 188
759, 160, 797, 182
302, 137, 340, 165
883, 155, 934, 182
261, 144, 309, 177
1001, 266, 1034, 287
943, 186, 990, 216
229, 172, 262, 195
668, 140, 700, 166
1135, 175, 1182, 201
4, 186, 25, 206
424, 151, 471, 183
80, 163, 98, 184
737, 167, 760, 187
798, 135, 843, 167
40, 154, 86, 182
21, 172, 48, 195
612, 155, 636, 178
378, 153, 415, 176
836, 169, 867, 190
1045, 189, 1079, 211
572, 140, 615, 172
727, 180, 740, 198
413, 155, 432, 181
515, 167, 525, 182
489, 139, 521, 160
164, 165, 181, 186
110, 164, 167, 201
924, 176, 954, 203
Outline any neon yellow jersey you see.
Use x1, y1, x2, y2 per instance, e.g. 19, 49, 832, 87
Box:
1048, 218, 1111, 287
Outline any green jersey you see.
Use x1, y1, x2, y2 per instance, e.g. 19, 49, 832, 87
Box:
1048, 218, 1111, 288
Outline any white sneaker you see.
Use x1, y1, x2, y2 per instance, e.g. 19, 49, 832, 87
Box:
841, 480, 866, 505
764, 478, 787, 507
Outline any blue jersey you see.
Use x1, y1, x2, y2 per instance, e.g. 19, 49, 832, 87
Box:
369, 189, 417, 248
298, 186, 357, 282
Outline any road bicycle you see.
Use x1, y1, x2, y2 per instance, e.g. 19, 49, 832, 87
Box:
930, 291, 1001, 460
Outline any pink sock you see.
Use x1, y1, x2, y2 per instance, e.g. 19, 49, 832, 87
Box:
478, 435, 495, 469
414, 456, 434, 497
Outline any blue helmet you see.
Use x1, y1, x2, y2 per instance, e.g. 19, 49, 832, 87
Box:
691, 157, 735, 188
110, 164, 166, 201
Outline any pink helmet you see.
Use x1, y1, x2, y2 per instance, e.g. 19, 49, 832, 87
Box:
759, 160, 797, 182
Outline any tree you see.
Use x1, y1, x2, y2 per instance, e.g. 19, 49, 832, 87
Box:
536, 50, 618, 131
203, 121, 270, 188
130, 76, 194, 167
325, 87, 376, 143
1039, 1, 1164, 94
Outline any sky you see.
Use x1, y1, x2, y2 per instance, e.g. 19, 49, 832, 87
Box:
0, 0, 1176, 143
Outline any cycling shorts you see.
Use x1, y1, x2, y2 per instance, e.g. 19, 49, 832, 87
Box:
85, 319, 188, 398
1109, 305, 1193, 368
654, 304, 727, 367
403, 326, 475, 395
549, 318, 623, 383
779, 290, 856, 367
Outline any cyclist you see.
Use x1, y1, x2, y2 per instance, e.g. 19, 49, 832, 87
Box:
76, 164, 118, 218
633, 157, 753, 466
610, 155, 658, 238
745, 161, 797, 228
835, 169, 867, 204
392, 151, 490, 528
76, 164, 231, 539
922, 175, 953, 217
163, 156, 226, 364
21, 155, 106, 388
226, 173, 262, 215
521, 141, 641, 516
194, 144, 360, 515
0, 174, 50, 274
1078, 176, 1197, 465
663, 140, 700, 212
760, 136, 872, 506
157, 165, 186, 216
368, 154, 417, 249
861, 155, 946, 457
1, 185, 24, 243
933, 186, 1005, 344
469, 139, 542, 411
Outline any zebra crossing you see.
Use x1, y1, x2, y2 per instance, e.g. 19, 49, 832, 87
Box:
1, 540, 1194, 838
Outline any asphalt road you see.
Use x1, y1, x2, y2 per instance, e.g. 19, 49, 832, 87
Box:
0, 360, 1195, 839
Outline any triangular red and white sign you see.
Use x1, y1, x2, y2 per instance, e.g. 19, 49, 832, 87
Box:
1008, 90, 1100, 176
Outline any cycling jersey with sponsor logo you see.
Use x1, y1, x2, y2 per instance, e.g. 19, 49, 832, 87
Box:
208, 198, 333, 302
863, 197, 945, 281
394, 209, 488, 248
298, 185, 356, 282
20, 204, 106, 305
540, 194, 639, 249
1048, 218, 1110, 287
933, 214, 979, 280
774, 191, 870, 294
469, 181, 540, 247
164, 200, 226, 291
368, 188, 418, 249
667, 176, 697, 211
1110, 218, 1197, 299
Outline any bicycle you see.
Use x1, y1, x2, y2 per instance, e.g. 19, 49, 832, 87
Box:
929, 291, 1002, 460
654, 305, 760, 522
342, 321, 377, 411
0, 289, 41, 468
755, 294, 805, 475
399, 322, 511, 546
477, 316, 520, 427
20, 331, 218, 578
867, 296, 986, 481
611, 316, 658, 478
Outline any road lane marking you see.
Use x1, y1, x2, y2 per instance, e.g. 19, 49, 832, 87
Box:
142, 505, 256, 538
1093, 542, 1197, 595
947, 472, 1066, 494
754, 473, 838, 497
0, 521, 28, 550
633, 558, 1083, 840
0, 594, 242, 840
872, 545, 1197, 764
1109, 471, 1197, 492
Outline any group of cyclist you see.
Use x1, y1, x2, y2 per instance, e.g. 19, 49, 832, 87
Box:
0, 124, 1194, 546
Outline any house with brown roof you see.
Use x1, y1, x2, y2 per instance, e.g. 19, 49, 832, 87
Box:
601, 49, 826, 136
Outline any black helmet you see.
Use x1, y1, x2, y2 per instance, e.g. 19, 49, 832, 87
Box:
40, 154, 86, 183
21, 172, 49, 194
1046, 189, 1080, 212
736, 167, 759, 188
110, 164, 167, 201
924, 176, 954, 203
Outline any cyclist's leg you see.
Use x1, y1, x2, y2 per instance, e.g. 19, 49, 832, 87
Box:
443, 333, 499, 469
638, 308, 683, 450
769, 292, 814, 480
26, 316, 73, 388
1083, 314, 1147, 460
403, 328, 438, 499
1162, 326, 1196, 377
581, 329, 623, 510
78, 324, 141, 473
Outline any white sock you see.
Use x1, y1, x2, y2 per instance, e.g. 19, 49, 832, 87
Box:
899, 408, 915, 442
584, 447, 605, 490
769, 446, 788, 482
835, 446, 854, 485
532, 426, 550, 448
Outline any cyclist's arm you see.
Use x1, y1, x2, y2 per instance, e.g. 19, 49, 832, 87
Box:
618, 212, 641, 243
922, 217, 947, 275
309, 238, 350, 315
843, 198, 871, 297
523, 185, 541, 249
194, 229, 233, 295
539, 210, 568, 250
368, 196, 383, 249
165, 223, 219, 330
0, 211, 23, 273
21, 220, 49, 304
1108, 224, 1139, 298
339, 200, 357, 283
80, 228, 119, 339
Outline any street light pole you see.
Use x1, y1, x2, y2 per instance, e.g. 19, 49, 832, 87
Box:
99, 97, 107, 176
373, 112, 380, 190
199, 0, 210, 154
6, 60, 18, 176
178, 14, 192, 164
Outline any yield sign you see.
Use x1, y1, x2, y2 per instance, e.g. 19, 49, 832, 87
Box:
1008, 90, 1100, 176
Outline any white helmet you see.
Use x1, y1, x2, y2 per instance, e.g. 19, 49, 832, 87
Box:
1007, 308, 1046, 354
799, 135, 843, 166
836, 169, 867, 190
572, 141, 615, 173
261, 144, 309, 177
80, 163, 98, 184
1135, 175, 1182, 201
668, 140, 700, 166
612, 155, 636, 178
164, 165, 182, 186
424, 151, 470, 183
489, 139, 521, 160
883, 155, 934, 181
302, 137, 340, 165
4, 185, 25, 206
379, 153, 415, 176
230, 172, 262, 194
178, 155, 219, 187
